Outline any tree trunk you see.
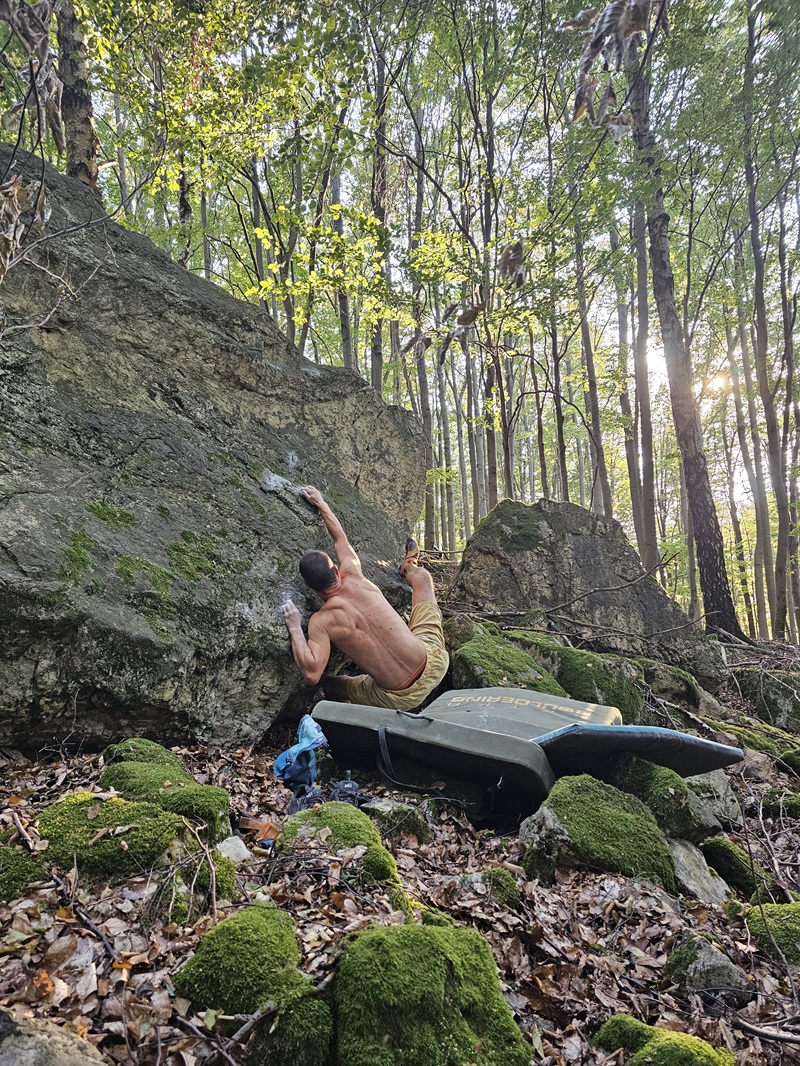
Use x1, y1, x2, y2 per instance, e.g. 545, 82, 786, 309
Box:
632, 201, 660, 573
722, 423, 756, 637
551, 324, 570, 502
370, 51, 388, 393
611, 224, 643, 548
438, 359, 457, 554
628, 46, 743, 638
575, 223, 612, 516
484, 361, 500, 510
57, 0, 100, 190
331, 171, 355, 370
449, 358, 472, 541
529, 327, 549, 498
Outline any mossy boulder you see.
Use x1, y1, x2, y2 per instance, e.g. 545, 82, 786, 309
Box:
37, 791, 181, 881
246, 996, 334, 1066
174, 902, 309, 1013
698, 837, 771, 898
450, 626, 567, 695
280, 802, 399, 884
335, 924, 531, 1066
480, 866, 521, 909
448, 499, 725, 688
762, 787, 800, 820
363, 800, 432, 844
0, 844, 47, 902
594, 1014, 735, 1065
152, 850, 238, 925
508, 630, 644, 722
664, 933, 753, 1006
100, 761, 231, 842
519, 775, 676, 891
779, 747, 800, 775
700, 716, 796, 759
607, 756, 718, 840
733, 668, 800, 733
745, 901, 800, 964
103, 737, 185, 772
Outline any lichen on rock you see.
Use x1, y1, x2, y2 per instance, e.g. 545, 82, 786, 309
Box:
174, 902, 309, 1014
593, 1013, 735, 1064
520, 775, 676, 891
334, 924, 531, 1066
280, 801, 399, 884
37, 791, 181, 881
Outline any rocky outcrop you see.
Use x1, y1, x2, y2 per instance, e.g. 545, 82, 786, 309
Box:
0, 1007, 108, 1066
0, 146, 425, 752
448, 499, 725, 687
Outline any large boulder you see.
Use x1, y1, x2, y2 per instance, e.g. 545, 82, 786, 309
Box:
0, 1007, 109, 1066
0, 147, 425, 752
448, 499, 725, 688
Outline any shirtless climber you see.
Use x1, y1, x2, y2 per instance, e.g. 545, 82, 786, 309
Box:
282, 486, 449, 710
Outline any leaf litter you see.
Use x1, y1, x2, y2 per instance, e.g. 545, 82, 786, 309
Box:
1, 742, 799, 1064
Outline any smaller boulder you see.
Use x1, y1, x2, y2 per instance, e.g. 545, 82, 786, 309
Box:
174, 902, 309, 1013
593, 1013, 734, 1065
450, 625, 566, 694
665, 933, 754, 1006
519, 775, 676, 892
216, 835, 252, 865
698, 837, 772, 899
746, 901, 800, 965
360, 799, 432, 844
606, 756, 720, 841
0, 1007, 108, 1066
279, 801, 398, 884
685, 770, 743, 830
667, 840, 728, 905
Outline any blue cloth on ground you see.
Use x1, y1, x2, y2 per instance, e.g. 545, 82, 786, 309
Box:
274, 714, 328, 786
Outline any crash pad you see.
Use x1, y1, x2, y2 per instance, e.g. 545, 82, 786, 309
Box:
312, 686, 744, 826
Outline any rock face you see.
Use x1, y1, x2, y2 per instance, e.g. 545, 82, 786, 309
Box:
448, 499, 725, 687
0, 147, 425, 752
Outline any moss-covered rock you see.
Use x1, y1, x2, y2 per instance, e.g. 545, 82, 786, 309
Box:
762, 788, 800, 820
100, 761, 231, 842
664, 933, 753, 1006
745, 901, 800, 964
280, 802, 399, 884
698, 837, 771, 898
607, 756, 709, 840
37, 791, 181, 881
103, 737, 185, 771
734, 668, 800, 734
174, 902, 308, 1013
520, 775, 676, 892
480, 866, 521, 909
700, 717, 796, 759
779, 748, 800, 776
508, 630, 644, 722
368, 801, 432, 844
451, 627, 567, 695
0, 844, 47, 902
335, 924, 531, 1066
247, 996, 333, 1066
594, 1014, 735, 1065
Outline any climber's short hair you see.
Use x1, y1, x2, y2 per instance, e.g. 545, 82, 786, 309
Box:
299, 550, 337, 592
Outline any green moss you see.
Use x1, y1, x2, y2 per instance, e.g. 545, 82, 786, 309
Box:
37, 791, 181, 881
610, 757, 697, 838
115, 555, 173, 596
0, 845, 47, 902
166, 530, 217, 582
156, 504, 171, 519
762, 788, 800, 819
103, 737, 185, 771
335, 924, 530, 1066
594, 1014, 734, 1065
452, 629, 567, 695
508, 630, 644, 723
374, 804, 432, 844
481, 866, 521, 909
99, 762, 231, 842
280, 802, 398, 884
195, 852, 238, 900
701, 717, 796, 758
442, 615, 478, 652
174, 902, 308, 1013
698, 837, 771, 898
249, 997, 334, 1066
778, 748, 800, 775
59, 530, 99, 583
419, 907, 457, 927
746, 901, 800, 964
524, 775, 676, 891
86, 501, 136, 529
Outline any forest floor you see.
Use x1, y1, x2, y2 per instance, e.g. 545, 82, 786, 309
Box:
2, 731, 800, 1066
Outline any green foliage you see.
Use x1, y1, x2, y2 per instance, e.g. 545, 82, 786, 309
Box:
335, 925, 531, 1066
174, 902, 308, 1013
